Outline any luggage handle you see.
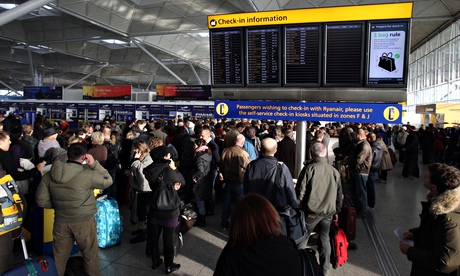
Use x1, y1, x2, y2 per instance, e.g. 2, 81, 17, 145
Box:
20, 232, 30, 260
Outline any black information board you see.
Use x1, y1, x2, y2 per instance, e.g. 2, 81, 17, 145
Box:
324, 23, 364, 86
367, 21, 409, 87
246, 27, 281, 86
210, 29, 244, 87
284, 25, 321, 86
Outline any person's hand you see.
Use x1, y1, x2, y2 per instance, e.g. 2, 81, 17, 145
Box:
36, 161, 46, 171
168, 160, 176, 170
333, 214, 338, 221
173, 182, 181, 190
193, 178, 197, 183
399, 241, 411, 255
403, 232, 414, 240
85, 154, 95, 166
219, 173, 224, 181
134, 152, 141, 159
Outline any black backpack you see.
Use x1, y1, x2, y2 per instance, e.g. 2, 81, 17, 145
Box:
103, 142, 119, 171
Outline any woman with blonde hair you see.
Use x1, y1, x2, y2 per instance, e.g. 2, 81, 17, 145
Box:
129, 140, 153, 244
87, 131, 107, 166
214, 194, 302, 275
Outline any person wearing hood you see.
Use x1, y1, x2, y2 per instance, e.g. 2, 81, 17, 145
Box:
400, 163, 460, 275
36, 142, 113, 276
367, 132, 382, 210
191, 138, 212, 227
143, 146, 185, 274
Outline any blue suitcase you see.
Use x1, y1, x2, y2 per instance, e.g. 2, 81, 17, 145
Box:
95, 196, 123, 248
2, 233, 58, 275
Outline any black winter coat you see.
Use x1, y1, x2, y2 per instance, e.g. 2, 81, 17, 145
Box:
143, 160, 185, 219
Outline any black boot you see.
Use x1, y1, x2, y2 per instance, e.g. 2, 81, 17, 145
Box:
152, 258, 163, 269
165, 263, 180, 274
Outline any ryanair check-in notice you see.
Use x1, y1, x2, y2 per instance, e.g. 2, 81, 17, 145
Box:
215, 101, 402, 124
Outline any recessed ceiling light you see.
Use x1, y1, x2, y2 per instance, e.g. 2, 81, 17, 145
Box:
101, 39, 128, 45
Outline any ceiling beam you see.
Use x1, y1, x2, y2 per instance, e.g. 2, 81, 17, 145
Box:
132, 40, 187, 85
66, 63, 109, 89
0, 0, 54, 27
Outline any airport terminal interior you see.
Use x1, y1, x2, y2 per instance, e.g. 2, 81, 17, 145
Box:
2, 0, 460, 276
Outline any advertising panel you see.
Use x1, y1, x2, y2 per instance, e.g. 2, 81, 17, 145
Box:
367, 22, 409, 86
156, 85, 212, 100
23, 86, 63, 100
83, 86, 132, 100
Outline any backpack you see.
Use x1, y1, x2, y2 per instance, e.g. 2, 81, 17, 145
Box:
0, 174, 23, 235
103, 142, 119, 171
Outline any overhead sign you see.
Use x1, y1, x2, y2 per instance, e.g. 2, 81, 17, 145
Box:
208, 3, 413, 28
214, 100, 402, 124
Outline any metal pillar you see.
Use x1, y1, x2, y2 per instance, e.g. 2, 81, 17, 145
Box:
0, 0, 54, 27
0, 80, 18, 95
295, 120, 307, 178
132, 40, 187, 85
189, 62, 203, 85
66, 63, 109, 89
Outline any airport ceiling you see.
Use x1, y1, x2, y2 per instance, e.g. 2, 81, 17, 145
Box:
0, 0, 459, 93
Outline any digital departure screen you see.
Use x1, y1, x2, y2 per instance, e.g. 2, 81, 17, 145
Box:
210, 29, 244, 87
246, 27, 281, 86
324, 23, 364, 86
284, 25, 321, 86
367, 21, 409, 87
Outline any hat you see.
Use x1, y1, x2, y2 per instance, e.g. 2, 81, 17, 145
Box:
43, 127, 57, 137
402, 126, 407, 130
150, 146, 174, 161
409, 126, 417, 131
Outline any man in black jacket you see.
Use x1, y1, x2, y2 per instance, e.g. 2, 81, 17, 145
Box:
401, 126, 420, 179
367, 133, 382, 210
243, 137, 298, 211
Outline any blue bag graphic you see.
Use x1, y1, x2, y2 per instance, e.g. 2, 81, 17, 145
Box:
95, 196, 123, 248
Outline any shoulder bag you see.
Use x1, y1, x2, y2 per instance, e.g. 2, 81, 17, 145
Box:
153, 172, 181, 211
275, 162, 308, 245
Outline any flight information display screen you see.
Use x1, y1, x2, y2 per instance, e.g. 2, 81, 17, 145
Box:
284, 25, 321, 86
210, 29, 244, 87
246, 27, 281, 86
324, 23, 364, 86
367, 21, 409, 87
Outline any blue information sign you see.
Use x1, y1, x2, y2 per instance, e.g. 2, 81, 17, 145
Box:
214, 100, 402, 124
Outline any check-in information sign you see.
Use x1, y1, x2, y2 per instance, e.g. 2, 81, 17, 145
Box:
215, 101, 402, 124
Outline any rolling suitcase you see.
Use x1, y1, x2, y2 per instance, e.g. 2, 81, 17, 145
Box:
329, 220, 348, 268
2, 233, 58, 275
338, 194, 357, 241
95, 196, 123, 248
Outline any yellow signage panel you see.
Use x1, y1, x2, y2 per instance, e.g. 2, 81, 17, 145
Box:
208, 3, 413, 28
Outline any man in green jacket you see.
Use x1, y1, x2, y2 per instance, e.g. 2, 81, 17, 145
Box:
36, 143, 112, 276
296, 142, 343, 276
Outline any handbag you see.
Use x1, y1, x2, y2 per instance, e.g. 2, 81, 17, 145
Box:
275, 162, 308, 245
153, 173, 181, 211
300, 248, 324, 276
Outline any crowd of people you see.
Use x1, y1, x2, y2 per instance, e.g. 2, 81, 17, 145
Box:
1, 111, 460, 275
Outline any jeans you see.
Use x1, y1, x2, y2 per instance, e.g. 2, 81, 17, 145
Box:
206, 169, 218, 214
355, 173, 369, 216
220, 183, 244, 229
367, 171, 377, 208
53, 217, 100, 276
305, 215, 333, 275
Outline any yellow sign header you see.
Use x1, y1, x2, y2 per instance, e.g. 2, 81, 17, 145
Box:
208, 3, 413, 28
